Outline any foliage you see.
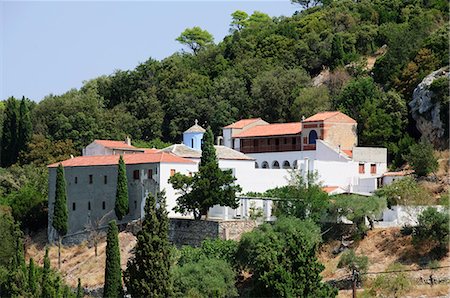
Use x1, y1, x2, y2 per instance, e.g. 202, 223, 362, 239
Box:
76, 278, 83, 298
17, 97, 33, 157
124, 192, 173, 297
1, 97, 19, 167
20, 134, 78, 166
170, 128, 241, 219
176, 26, 214, 54
132, 138, 172, 150
0, 210, 17, 268
369, 263, 413, 298
53, 164, 68, 236
173, 258, 238, 298
115, 155, 129, 220
375, 176, 432, 207
328, 194, 386, 238
177, 238, 238, 267
264, 172, 330, 223
337, 249, 369, 274
291, 86, 331, 120
404, 141, 438, 177
412, 207, 449, 255
103, 220, 122, 298
236, 217, 337, 297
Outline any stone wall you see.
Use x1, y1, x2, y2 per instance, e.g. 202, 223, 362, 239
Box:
169, 218, 257, 247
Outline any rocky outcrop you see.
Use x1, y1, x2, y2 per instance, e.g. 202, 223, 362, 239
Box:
409, 67, 449, 148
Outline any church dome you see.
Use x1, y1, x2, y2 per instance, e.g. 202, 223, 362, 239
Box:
184, 119, 206, 133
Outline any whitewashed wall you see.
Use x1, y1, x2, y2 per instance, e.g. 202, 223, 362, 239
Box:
377, 205, 447, 227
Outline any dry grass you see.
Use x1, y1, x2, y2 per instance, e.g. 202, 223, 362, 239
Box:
26, 230, 136, 288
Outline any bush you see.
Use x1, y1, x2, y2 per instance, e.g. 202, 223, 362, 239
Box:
337, 249, 369, 274
370, 263, 413, 297
404, 141, 438, 177
177, 238, 238, 267
412, 207, 449, 256
173, 258, 238, 298
375, 177, 432, 207
236, 217, 337, 297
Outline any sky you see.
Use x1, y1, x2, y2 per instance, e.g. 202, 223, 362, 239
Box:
1, 1, 299, 102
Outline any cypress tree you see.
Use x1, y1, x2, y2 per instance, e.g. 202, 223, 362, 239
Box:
114, 155, 129, 220
124, 192, 173, 297
199, 127, 216, 167
41, 247, 53, 298
5, 222, 27, 297
103, 220, 122, 298
28, 258, 37, 295
1, 97, 19, 167
62, 285, 70, 298
53, 163, 68, 269
76, 278, 82, 298
331, 34, 345, 68
17, 96, 33, 155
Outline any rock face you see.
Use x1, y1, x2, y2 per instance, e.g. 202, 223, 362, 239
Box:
409, 67, 449, 148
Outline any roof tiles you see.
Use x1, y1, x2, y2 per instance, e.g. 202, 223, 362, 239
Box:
224, 118, 262, 129
234, 122, 302, 138
303, 111, 356, 123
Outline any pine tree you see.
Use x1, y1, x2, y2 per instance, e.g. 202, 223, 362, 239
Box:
28, 258, 37, 296
103, 220, 122, 298
124, 192, 173, 297
17, 96, 33, 155
1, 97, 19, 167
115, 155, 129, 220
170, 127, 241, 219
53, 163, 68, 269
76, 278, 83, 298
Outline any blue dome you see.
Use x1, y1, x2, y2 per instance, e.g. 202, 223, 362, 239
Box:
183, 120, 205, 150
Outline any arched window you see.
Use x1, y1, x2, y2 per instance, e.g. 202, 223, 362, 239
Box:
282, 161, 291, 169
309, 130, 318, 144
262, 161, 269, 169
255, 162, 259, 169
293, 160, 298, 169
272, 161, 280, 169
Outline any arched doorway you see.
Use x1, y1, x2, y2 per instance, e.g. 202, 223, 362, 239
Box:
309, 130, 318, 144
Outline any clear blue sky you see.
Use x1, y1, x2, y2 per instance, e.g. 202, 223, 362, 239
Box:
1, 1, 298, 102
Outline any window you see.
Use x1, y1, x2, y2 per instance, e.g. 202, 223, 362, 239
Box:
104, 175, 108, 184
268, 139, 271, 145
170, 169, 176, 176
308, 130, 318, 144
148, 169, 153, 178
253, 139, 258, 147
191, 139, 194, 148
72, 202, 76, 211
133, 170, 140, 180
74, 177, 78, 184
88, 201, 91, 211
292, 137, 297, 145
134, 200, 137, 210
272, 161, 280, 169
89, 175, 93, 184
283, 161, 291, 169
275, 139, 279, 146
284, 138, 287, 144
359, 163, 365, 174
371, 164, 376, 174
262, 161, 269, 169
255, 162, 259, 169
102, 201, 106, 210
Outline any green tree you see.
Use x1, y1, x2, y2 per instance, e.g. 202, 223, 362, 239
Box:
404, 140, 438, 177
176, 27, 214, 54
230, 10, 248, 32
338, 249, 369, 274
28, 258, 37, 296
17, 97, 32, 156
330, 34, 345, 68
173, 258, 237, 298
329, 194, 387, 238
76, 278, 83, 298
237, 217, 337, 297
124, 192, 173, 297
115, 155, 129, 220
103, 220, 122, 298
170, 128, 241, 220
412, 207, 449, 255
375, 176, 432, 207
41, 247, 55, 298
291, 86, 331, 120
264, 172, 330, 223
53, 164, 68, 269
1, 97, 19, 167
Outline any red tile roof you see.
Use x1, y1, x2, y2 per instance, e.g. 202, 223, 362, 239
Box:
48, 152, 194, 168
342, 150, 352, 158
233, 123, 302, 138
383, 171, 411, 177
94, 140, 137, 150
224, 118, 262, 129
322, 186, 339, 193
303, 111, 356, 123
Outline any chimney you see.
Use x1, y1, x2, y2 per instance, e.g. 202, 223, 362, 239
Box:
125, 136, 131, 146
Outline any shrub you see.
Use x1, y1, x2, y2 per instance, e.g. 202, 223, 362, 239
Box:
404, 141, 438, 177
412, 207, 449, 256
337, 249, 369, 274
177, 238, 238, 267
370, 263, 413, 297
375, 177, 432, 206
173, 258, 238, 298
